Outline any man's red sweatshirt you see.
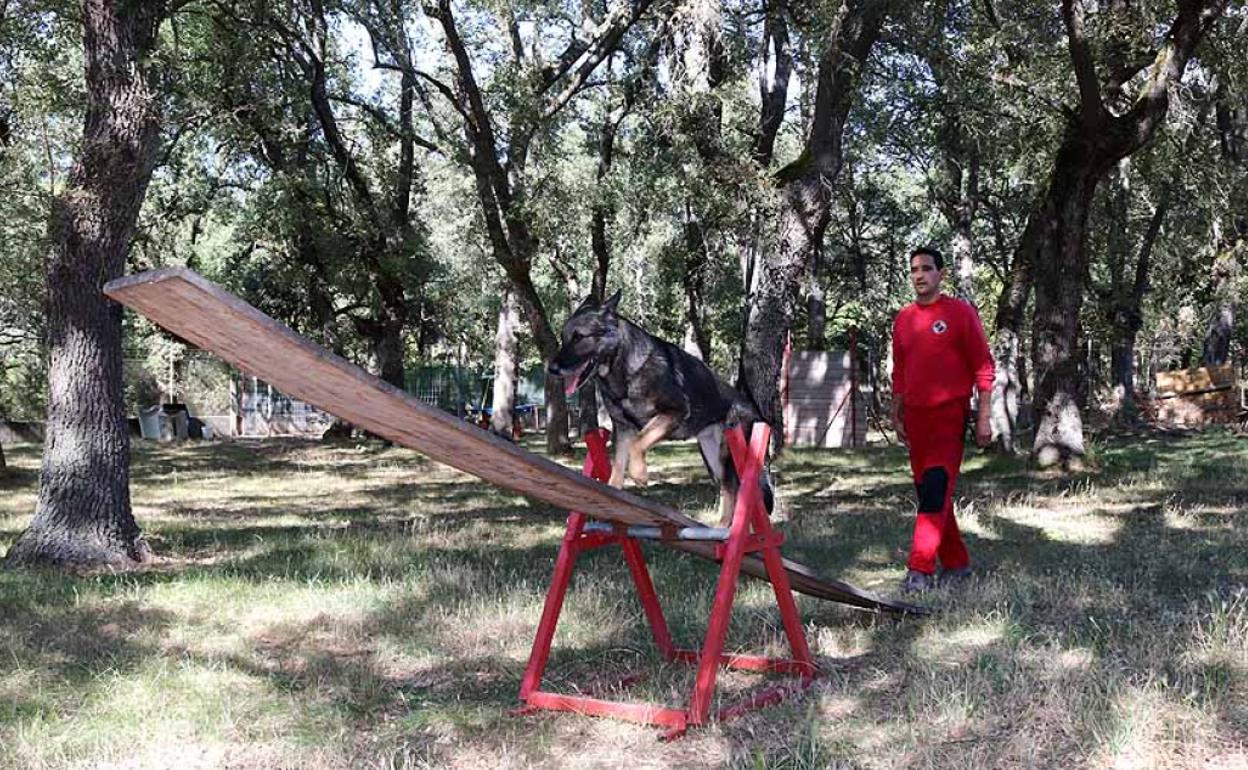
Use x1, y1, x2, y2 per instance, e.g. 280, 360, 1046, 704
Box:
891, 294, 995, 409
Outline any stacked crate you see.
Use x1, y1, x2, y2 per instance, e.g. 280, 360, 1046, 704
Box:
1153, 363, 1244, 426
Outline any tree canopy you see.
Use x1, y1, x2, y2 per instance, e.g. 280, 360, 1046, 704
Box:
0, 0, 1244, 476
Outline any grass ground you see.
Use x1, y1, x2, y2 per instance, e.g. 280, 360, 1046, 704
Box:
0, 429, 1245, 769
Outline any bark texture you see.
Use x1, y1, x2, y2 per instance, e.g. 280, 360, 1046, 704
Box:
6, 0, 167, 568
489, 287, 521, 437
742, 0, 886, 448
1025, 0, 1225, 467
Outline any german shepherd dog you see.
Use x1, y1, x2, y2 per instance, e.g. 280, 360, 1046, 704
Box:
548, 291, 774, 524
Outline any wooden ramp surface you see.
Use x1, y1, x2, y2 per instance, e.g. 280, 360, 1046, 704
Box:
105, 268, 923, 615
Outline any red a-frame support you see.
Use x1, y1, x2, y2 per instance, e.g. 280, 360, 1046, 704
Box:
515, 424, 817, 740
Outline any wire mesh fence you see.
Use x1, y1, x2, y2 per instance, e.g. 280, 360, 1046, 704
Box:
119, 351, 564, 439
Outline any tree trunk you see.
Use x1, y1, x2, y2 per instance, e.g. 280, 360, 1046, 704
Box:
745, 167, 831, 440
681, 214, 712, 361
375, 318, 405, 390
544, 376, 571, 452
928, 46, 980, 304
5, 0, 166, 569
1206, 81, 1245, 366
589, 204, 611, 302
991, 328, 1025, 453
489, 287, 520, 437
1026, 0, 1224, 468
1109, 183, 1168, 424
499, 264, 570, 454
1201, 246, 1240, 366
741, 0, 885, 449
807, 244, 826, 350
951, 209, 977, 303
1029, 128, 1106, 468
990, 193, 1038, 453
352, 314, 406, 390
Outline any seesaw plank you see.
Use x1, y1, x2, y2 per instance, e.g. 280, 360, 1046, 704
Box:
105, 268, 924, 615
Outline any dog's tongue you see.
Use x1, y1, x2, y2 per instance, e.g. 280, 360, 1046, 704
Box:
563, 362, 588, 396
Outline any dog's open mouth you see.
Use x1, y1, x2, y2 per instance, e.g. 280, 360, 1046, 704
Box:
562, 360, 592, 396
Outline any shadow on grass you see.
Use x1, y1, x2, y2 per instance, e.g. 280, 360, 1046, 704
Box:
0, 580, 174, 727
0, 465, 38, 491
2, 431, 1245, 766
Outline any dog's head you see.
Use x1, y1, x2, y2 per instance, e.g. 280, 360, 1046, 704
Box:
547, 290, 622, 396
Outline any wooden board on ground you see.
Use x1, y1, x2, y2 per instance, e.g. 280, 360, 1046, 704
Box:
1155, 363, 1237, 397
1154, 388, 1242, 427
105, 268, 923, 615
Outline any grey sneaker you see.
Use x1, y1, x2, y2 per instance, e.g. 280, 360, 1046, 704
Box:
900, 569, 935, 594
941, 565, 973, 583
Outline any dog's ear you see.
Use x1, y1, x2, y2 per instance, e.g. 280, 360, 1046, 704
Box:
571, 293, 597, 315
602, 290, 622, 316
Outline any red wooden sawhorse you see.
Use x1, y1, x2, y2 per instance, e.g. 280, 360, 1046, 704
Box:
515, 423, 816, 740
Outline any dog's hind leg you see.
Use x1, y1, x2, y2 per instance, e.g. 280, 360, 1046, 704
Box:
627, 413, 676, 486
697, 426, 735, 525
609, 431, 634, 488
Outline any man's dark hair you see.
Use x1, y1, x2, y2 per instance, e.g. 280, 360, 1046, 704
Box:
910, 247, 944, 270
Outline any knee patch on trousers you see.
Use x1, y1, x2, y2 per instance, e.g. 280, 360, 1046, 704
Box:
915, 467, 949, 513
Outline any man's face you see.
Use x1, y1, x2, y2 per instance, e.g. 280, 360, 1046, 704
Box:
910, 253, 944, 301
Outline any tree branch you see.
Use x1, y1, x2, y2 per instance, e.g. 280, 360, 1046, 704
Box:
411, 77, 463, 156
328, 93, 445, 155
1126, 0, 1226, 125
1061, 0, 1105, 126
415, 69, 469, 121
541, 0, 656, 121
425, 0, 517, 264
753, 0, 793, 166
989, 71, 1068, 116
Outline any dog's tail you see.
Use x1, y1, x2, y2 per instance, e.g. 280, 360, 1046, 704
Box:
759, 463, 775, 514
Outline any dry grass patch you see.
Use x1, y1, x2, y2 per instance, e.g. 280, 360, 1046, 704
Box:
0, 431, 1245, 768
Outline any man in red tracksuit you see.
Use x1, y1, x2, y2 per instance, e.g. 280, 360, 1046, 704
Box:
891, 247, 995, 593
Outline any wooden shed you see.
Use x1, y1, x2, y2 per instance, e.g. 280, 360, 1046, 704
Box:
782, 349, 866, 448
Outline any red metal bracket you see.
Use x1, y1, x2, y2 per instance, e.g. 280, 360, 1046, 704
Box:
515, 424, 817, 740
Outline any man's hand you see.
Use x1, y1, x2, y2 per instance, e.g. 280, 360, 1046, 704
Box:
892, 404, 908, 447
974, 396, 992, 448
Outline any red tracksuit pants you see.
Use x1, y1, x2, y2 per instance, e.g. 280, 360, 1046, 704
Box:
903, 399, 971, 575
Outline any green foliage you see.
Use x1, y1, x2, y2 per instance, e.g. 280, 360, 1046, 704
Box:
0, 0, 84, 419
1, 0, 1246, 419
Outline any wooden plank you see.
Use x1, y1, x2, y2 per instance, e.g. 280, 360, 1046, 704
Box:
107, 269, 678, 527
1154, 388, 1242, 426
106, 269, 923, 614
1156, 363, 1236, 396
783, 350, 864, 448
